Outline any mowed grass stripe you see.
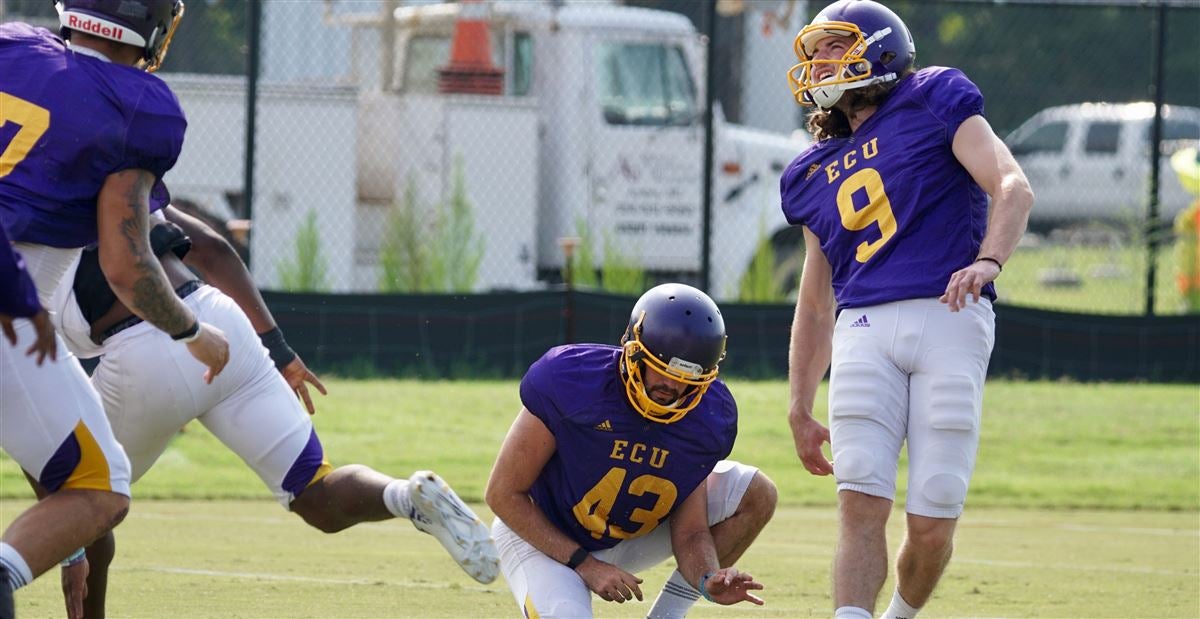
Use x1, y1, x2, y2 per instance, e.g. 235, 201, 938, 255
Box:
2, 500, 1195, 618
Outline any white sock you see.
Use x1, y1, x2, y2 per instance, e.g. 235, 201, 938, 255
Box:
835, 606, 873, 619
382, 479, 414, 519
879, 590, 920, 619
646, 570, 701, 619
0, 543, 32, 590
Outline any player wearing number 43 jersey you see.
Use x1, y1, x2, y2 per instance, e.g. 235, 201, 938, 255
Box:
780, 2, 1034, 619
487, 284, 778, 619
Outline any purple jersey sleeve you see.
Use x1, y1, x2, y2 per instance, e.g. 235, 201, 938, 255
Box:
0, 225, 42, 317
913, 67, 985, 144
519, 346, 570, 435
0, 23, 187, 248
123, 83, 186, 179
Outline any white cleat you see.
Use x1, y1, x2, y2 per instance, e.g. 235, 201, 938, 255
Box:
408, 470, 500, 584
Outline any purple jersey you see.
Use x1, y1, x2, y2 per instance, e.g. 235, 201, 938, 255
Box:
0, 223, 41, 317
0, 23, 186, 248
520, 344, 737, 551
781, 67, 994, 310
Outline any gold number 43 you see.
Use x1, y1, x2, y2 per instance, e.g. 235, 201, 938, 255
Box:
572, 467, 678, 541
0, 92, 51, 179
837, 168, 898, 263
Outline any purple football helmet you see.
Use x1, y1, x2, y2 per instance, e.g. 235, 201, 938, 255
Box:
56, 0, 185, 72
787, 0, 915, 109
620, 283, 727, 424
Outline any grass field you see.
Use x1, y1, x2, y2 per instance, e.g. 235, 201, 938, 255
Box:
2, 379, 1198, 617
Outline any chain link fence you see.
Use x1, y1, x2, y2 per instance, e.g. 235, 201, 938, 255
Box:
3, 0, 1198, 314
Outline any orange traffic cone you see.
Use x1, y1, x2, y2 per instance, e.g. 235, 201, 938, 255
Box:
437, 0, 504, 95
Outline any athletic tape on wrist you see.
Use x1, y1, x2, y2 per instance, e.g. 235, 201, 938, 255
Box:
60, 548, 86, 567
698, 571, 716, 602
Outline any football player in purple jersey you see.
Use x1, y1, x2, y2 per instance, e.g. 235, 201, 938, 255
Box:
0, 0, 231, 609
486, 284, 777, 619
44, 206, 500, 618
780, 2, 1034, 618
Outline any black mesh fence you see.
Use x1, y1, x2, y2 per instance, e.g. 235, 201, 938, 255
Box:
3, 0, 1198, 316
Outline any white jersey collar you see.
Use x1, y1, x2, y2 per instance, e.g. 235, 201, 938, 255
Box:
68, 43, 112, 63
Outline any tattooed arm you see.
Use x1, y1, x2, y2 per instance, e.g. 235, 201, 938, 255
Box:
96, 170, 194, 334
96, 169, 230, 382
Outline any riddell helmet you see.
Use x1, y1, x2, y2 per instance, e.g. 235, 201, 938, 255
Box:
620, 283, 727, 424
787, 0, 914, 109
56, 0, 185, 72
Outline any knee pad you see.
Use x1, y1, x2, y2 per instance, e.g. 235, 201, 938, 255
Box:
832, 447, 874, 484
921, 471, 969, 507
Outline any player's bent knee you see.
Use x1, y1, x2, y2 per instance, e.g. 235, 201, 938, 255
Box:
921, 472, 968, 508
290, 486, 348, 534
741, 471, 778, 520
76, 489, 131, 532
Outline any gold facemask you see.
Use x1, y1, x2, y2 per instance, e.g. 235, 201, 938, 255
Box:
620, 312, 721, 424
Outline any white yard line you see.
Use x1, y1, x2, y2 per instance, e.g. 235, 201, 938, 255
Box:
956, 557, 1196, 577
116, 565, 496, 593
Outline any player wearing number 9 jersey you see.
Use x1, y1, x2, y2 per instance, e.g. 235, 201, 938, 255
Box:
0, 1, 231, 603
486, 284, 778, 619
780, 2, 1034, 619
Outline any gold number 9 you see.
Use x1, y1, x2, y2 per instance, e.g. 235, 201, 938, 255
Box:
836, 168, 897, 263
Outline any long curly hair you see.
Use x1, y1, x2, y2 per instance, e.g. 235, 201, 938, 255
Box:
805, 69, 915, 141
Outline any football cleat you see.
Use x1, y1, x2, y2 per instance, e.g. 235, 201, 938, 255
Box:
408, 470, 500, 584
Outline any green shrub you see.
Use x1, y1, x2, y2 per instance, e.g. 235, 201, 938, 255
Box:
737, 221, 794, 303
378, 158, 484, 293
277, 210, 328, 292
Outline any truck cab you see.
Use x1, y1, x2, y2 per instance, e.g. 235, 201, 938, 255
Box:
347, 0, 807, 299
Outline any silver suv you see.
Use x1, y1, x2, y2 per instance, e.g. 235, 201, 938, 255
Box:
1005, 102, 1200, 228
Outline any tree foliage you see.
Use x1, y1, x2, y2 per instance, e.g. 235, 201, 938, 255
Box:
884, 2, 1199, 135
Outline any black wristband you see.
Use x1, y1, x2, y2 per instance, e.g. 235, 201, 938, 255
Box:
565, 546, 589, 570
170, 320, 200, 342
258, 327, 297, 369
975, 256, 1003, 272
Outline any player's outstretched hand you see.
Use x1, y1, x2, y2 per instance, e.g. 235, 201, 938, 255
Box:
702, 567, 765, 606
789, 409, 833, 476
576, 556, 644, 604
186, 322, 230, 384
2, 310, 58, 365
280, 355, 327, 415
939, 259, 1000, 312
60, 558, 88, 619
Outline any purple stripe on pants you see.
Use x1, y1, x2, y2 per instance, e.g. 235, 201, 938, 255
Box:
39, 431, 81, 493
282, 428, 326, 499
